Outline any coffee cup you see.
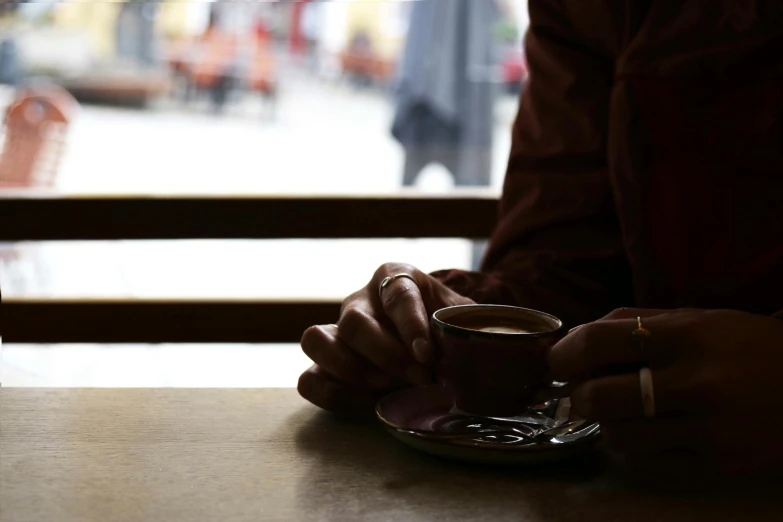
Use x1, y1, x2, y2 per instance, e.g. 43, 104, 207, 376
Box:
431, 304, 564, 416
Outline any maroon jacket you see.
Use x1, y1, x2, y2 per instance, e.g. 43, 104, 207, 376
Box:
434, 0, 783, 327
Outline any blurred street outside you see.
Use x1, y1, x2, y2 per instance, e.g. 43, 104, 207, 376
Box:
0, 71, 516, 194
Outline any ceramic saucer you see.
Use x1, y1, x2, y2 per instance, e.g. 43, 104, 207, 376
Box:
375, 385, 601, 465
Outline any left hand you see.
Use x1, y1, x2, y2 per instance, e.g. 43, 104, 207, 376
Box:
548, 307, 783, 481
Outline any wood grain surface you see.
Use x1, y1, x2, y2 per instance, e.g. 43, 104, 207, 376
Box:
1, 388, 780, 522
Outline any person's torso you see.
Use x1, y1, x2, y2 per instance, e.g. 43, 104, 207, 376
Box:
609, 0, 783, 314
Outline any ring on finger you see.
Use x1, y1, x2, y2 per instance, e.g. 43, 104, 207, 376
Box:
378, 273, 417, 301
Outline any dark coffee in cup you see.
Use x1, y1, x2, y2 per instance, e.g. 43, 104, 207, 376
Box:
440, 306, 556, 334
431, 305, 564, 416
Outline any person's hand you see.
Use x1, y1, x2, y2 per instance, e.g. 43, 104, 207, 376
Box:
548, 308, 783, 480
298, 263, 474, 412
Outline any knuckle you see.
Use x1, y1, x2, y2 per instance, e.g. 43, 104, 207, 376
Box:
300, 326, 327, 358
340, 284, 370, 315
375, 263, 394, 279
338, 307, 370, 341
604, 307, 637, 320
678, 310, 704, 324
407, 266, 425, 280
340, 290, 365, 316
375, 262, 414, 278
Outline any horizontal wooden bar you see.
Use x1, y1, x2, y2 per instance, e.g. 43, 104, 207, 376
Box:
0, 193, 498, 241
2, 298, 342, 344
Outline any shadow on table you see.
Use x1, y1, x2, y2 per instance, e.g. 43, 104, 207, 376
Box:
287, 406, 782, 522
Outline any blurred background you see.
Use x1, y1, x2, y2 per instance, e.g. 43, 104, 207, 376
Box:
1, 0, 529, 386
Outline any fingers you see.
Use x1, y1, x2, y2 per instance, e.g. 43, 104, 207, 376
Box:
547, 314, 680, 382
337, 307, 431, 385
300, 325, 397, 389
300, 262, 475, 413
297, 365, 375, 412
547, 319, 650, 382
377, 270, 434, 364
570, 370, 683, 421
570, 374, 644, 420
371, 264, 474, 364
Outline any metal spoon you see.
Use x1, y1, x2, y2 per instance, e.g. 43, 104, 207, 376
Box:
550, 421, 600, 444
397, 419, 592, 444
533, 419, 589, 443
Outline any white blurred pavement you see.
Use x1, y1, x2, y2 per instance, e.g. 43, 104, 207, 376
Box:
53, 72, 515, 194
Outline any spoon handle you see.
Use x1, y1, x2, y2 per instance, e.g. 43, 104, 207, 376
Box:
397, 428, 536, 441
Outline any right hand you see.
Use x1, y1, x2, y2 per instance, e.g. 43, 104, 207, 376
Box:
298, 263, 474, 411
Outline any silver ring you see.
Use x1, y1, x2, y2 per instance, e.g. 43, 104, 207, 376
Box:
639, 367, 656, 418
378, 273, 417, 301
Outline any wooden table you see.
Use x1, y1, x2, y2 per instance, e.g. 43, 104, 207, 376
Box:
1, 389, 779, 522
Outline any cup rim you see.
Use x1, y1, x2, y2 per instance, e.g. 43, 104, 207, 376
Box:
431, 304, 563, 339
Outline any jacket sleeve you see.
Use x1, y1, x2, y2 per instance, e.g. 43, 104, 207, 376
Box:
432, 1, 633, 327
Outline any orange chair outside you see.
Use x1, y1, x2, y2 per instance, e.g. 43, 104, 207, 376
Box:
248, 37, 277, 96
0, 87, 78, 189
190, 31, 239, 89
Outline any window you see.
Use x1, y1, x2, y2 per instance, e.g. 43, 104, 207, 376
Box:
1, 1, 528, 386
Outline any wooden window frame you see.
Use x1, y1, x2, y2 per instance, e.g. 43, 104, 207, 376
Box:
1, 193, 497, 343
